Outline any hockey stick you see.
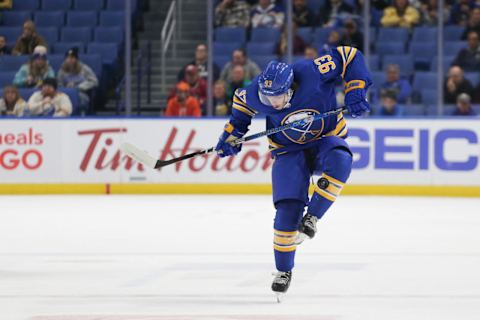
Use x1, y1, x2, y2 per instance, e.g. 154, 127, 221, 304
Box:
120, 107, 346, 169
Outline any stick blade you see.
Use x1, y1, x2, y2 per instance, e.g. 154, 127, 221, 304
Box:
120, 142, 158, 169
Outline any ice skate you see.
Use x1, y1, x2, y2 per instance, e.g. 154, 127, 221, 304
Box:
296, 214, 318, 244
271, 271, 292, 303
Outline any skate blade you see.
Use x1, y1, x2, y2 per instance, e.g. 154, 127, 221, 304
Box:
295, 232, 309, 245
275, 292, 285, 303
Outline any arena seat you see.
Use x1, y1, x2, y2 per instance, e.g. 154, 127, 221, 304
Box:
99, 11, 125, 27
94, 26, 123, 45
61, 27, 93, 43
383, 55, 414, 76
52, 42, 86, 54
0, 72, 16, 88
35, 11, 65, 28
378, 27, 409, 43
246, 42, 276, 56
0, 55, 29, 72
215, 27, 246, 43
213, 42, 243, 56
376, 42, 406, 55
412, 27, 437, 43
251, 28, 281, 43
42, 0, 72, 11
2, 11, 32, 27
67, 11, 98, 27
36, 27, 59, 44
73, 0, 105, 11
12, 0, 39, 11
444, 26, 464, 41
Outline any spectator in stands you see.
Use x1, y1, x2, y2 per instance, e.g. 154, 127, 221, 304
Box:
14, 46, 55, 88
12, 21, 48, 56
377, 89, 404, 117
213, 80, 232, 116
277, 23, 306, 56
0, 0, 12, 9
220, 49, 261, 83
0, 36, 11, 55
0, 85, 27, 117
293, 0, 315, 27
318, 0, 354, 27
462, 8, 480, 39
251, 0, 285, 28
178, 44, 220, 81
449, 0, 474, 26
227, 65, 251, 101
340, 19, 363, 52
380, 64, 412, 104
215, 0, 250, 28
183, 64, 208, 107
452, 93, 476, 116
444, 65, 475, 104
57, 47, 98, 110
27, 78, 72, 117
452, 31, 480, 71
419, 0, 450, 26
304, 45, 319, 59
381, 0, 420, 28
165, 82, 201, 117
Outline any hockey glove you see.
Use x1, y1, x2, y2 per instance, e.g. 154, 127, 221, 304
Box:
344, 80, 370, 117
215, 123, 244, 158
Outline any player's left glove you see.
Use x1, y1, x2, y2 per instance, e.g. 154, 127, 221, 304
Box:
344, 80, 370, 117
215, 123, 245, 158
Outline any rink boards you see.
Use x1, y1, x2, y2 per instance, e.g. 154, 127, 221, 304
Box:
0, 118, 479, 196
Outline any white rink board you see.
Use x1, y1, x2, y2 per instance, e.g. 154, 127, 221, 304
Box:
0, 118, 480, 186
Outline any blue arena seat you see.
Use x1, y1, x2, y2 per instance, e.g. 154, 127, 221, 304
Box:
378, 27, 409, 43
404, 104, 426, 116
48, 54, 65, 72
61, 27, 92, 43
215, 27, 246, 43
213, 55, 230, 69
297, 27, 313, 44
0, 27, 23, 43
213, 42, 243, 55
368, 54, 380, 70
314, 27, 334, 45
246, 42, 276, 56
99, 11, 124, 27
94, 26, 123, 44
18, 88, 36, 101
52, 42, 85, 54
430, 55, 455, 72
0, 72, 16, 87
464, 72, 480, 86
0, 55, 29, 72
58, 87, 80, 115
80, 54, 102, 77
412, 72, 438, 91
376, 42, 406, 55
42, 0, 71, 11
383, 55, 414, 76
444, 41, 466, 56
251, 28, 281, 43
444, 25, 465, 41
74, 0, 105, 11
412, 27, 437, 43
35, 11, 65, 28
370, 71, 386, 88
67, 11, 98, 27
36, 27, 59, 44
250, 55, 277, 70
2, 11, 32, 27
87, 43, 119, 65
421, 89, 438, 105
306, 0, 325, 12
426, 104, 455, 116
106, 0, 137, 11
12, 0, 39, 10
409, 42, 437, 68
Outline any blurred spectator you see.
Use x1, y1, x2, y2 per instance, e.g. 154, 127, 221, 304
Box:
213, 80, 232, 116
227, 65, 251, 101
220, 49, 261, 82
178, 44, 220, 81
380, 64, 412, 104
293, 0, 315, 27
304, 45, 319, 59
376, 90, 404, 117
339, 19, 363, 52
27, 78, 72, 117
57, 47, 98, 110
251, 0, 285, 28
215, 0, 250, 28
0, 0, 12, 9
318, 0, 354, 27
449, 0, 475, 26
12, 21, 48, 56
381, 0, 420, 28
165, 82, 201, 117
419, 0, 450, 26
0, 36, 11, 55
183, 65, 208, 107
277, 24, 306, 56
452, 31, 480, 71
452, 93, 476, 116
462, 8, 480, 39
0, 85, 27, 117
14, 46, 55, 88
444, 65, 475, 104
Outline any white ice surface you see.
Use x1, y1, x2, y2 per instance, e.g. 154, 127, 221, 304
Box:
1, 195, 480, 320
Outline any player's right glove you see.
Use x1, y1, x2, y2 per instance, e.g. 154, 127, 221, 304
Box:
215, 123, 245, 158
344, 80, 370, 117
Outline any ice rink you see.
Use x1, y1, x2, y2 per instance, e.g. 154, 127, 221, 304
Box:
1, 195, 480, 320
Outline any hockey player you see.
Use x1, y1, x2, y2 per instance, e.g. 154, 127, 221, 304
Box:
215, 46, 371, 300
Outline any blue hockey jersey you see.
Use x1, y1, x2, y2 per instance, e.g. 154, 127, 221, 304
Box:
227, 46, 372, 156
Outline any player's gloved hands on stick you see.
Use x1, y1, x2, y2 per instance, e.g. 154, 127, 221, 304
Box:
215, 123, 244, 158
345, 88, 370, 118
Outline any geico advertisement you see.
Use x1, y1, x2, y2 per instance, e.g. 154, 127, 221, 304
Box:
0, 119, 479, 185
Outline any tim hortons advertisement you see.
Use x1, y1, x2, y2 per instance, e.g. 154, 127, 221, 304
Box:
0, 118, 480, 186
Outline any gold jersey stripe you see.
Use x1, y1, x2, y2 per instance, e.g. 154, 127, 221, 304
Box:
274, 229, 298, 236
233, 104, 255, 117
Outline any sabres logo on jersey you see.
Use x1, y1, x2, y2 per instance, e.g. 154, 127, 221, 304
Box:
281, 109, 325, 144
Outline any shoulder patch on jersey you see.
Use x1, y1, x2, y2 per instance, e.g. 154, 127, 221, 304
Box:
233, 88, 257, 117
234, 89, 247, 105
336, 46, 357, 78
